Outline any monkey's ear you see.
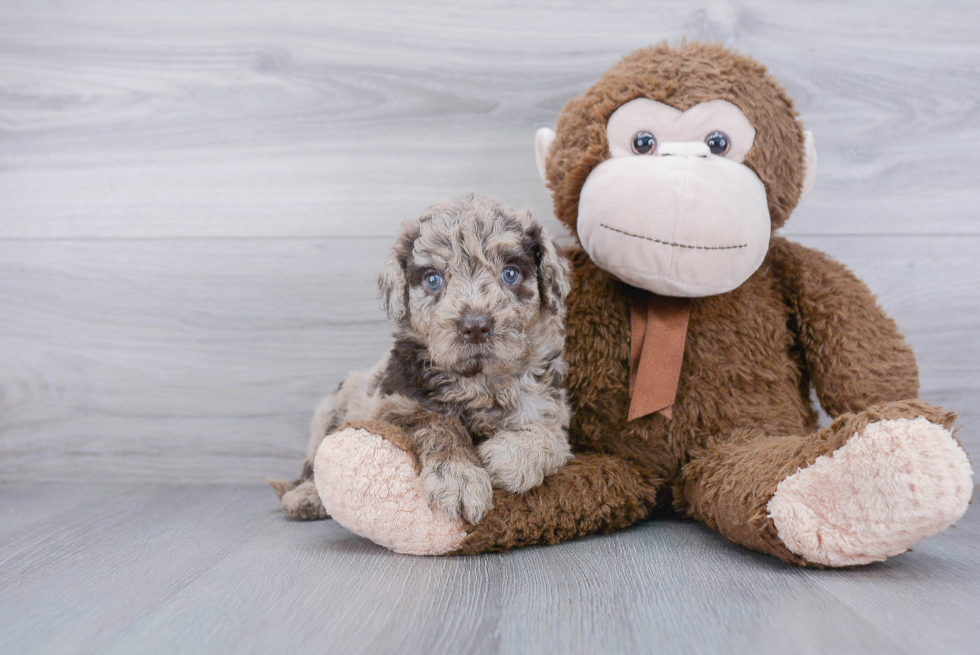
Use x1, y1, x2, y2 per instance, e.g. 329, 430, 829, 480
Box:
533, 226, 572, 315
800, 130, 817, 201
378, 249, 409, 325
535, 127, 557, 184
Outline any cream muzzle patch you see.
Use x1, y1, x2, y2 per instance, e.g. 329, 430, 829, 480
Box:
576, 98, 772, 298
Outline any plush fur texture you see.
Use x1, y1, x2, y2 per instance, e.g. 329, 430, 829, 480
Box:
289, 42, 973, 565
767, 417, 973, 566
459, 242, 971, 563
273, 195, 573, 526
575, 97, 774, 297
314, 426, 467, 555
544, 42, 807, 236
467, 43, 973, 563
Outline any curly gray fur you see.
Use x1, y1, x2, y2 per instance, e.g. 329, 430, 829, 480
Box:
272, 194, 573, 524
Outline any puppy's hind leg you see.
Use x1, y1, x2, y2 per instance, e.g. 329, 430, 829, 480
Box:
307, 390, 343, 461
281, 480, 330, 520
271, 360, 384, 520
268, 393, 340, 521
268, 459, 331, 520
280, 480, 330, 521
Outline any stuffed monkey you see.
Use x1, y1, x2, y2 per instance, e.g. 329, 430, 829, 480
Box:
311, 42, 973, 567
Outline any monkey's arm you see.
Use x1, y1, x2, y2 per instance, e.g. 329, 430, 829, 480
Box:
377, 395, 494, 525
769, 237, 919, 417
459, 451, 659, 553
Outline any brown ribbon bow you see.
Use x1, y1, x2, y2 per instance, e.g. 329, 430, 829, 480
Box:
628, 291, 692, 421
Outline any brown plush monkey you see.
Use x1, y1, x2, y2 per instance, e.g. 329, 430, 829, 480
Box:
311, 42, 973, 567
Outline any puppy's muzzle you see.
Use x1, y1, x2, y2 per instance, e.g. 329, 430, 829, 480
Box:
458, 314, 493, 344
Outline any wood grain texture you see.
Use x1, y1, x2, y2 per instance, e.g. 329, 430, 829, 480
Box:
0, 483, 978, 654
1, 0, 979, 483
1, 0, 979, 239
0, 235, 976, 482
0, 238, 393, 482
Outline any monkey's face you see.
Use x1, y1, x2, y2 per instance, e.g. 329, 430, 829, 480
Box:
577, 98, 771, 297
536, 43, 816, 298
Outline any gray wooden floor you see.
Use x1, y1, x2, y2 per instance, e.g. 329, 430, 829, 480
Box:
1, 483, 978, 655
2, 0, 980, 653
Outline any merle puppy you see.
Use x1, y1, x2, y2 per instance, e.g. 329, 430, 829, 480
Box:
270, 194, 573, 524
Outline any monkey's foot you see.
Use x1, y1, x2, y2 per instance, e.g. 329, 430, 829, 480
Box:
314, 426, 466, 555
768, 417, 973, 567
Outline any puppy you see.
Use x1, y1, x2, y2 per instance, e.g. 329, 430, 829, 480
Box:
270, 194, 573, 524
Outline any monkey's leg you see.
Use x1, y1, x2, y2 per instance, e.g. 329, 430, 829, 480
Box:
314, 421, 661, 555
677, 400, 972, 567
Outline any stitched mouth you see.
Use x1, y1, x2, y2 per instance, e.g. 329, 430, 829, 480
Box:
599, 223, 747, 251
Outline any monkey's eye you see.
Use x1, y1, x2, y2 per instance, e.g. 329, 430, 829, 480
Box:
631, 131, 657, 155
705, 131, 731, 156
423, 270, 443, 292
501, 266, 522, 286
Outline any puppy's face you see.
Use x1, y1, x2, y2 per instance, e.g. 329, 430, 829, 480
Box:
379, 196, 570, 376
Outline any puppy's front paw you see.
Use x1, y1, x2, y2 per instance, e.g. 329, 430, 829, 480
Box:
421, 460, 493, 525
478, 430, 572, 494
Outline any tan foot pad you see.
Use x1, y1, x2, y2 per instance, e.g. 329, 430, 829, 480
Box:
768, 417, 973, 566
314, 427, 466, 555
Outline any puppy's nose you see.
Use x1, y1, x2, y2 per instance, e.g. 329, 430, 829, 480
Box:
458, 314, 493, 344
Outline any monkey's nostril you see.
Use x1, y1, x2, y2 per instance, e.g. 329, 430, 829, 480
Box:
458, 315, 493, 344
658, 141, 711, 158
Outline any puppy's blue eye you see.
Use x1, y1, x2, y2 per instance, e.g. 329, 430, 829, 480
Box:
501, 267, 521, 286
423, 271, 443, 291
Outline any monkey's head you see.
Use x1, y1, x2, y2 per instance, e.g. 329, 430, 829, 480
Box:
536, 42, 816, 297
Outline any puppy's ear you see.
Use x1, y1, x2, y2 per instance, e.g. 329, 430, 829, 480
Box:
378, 224, 418, 325
524, 221, 571, 315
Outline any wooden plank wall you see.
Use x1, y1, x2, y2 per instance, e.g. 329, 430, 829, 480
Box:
2, 0, 978, 483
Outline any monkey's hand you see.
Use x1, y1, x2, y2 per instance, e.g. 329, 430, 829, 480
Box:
420, 458, 493, 525
478, 428, 572, 494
